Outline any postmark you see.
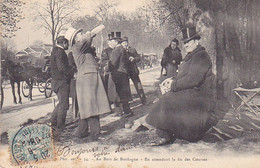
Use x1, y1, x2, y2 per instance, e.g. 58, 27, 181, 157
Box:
8, 124, 55, 165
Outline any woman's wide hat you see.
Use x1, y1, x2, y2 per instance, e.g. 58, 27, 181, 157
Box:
182, 25, 201, 43
65, 25, 105, 46
65, 27, 83, 46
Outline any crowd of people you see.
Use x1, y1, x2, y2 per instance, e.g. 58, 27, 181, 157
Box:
50, 24, 217, 145
50, 25, 147, 140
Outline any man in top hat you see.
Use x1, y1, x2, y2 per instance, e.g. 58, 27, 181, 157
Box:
50, 36, 75, 129
100, 33, 120, 107
100, 33, 115, 93
121, 36, 147, 105
109, 32, 133, 117
145, 24, 216, 145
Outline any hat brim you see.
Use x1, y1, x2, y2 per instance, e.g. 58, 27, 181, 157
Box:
182, 34, 201, 43
70, 28, 83, 46
111, 37, 122, 42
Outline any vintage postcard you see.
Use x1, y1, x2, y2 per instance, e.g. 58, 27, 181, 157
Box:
1, 0, 260, 167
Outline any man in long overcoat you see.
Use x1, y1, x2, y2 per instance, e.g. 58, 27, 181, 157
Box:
100, 33, 119, 105
50, 36, 74, 129
121, 37, 147, 105
110, 32, 133, 117
146, 25, 217, 145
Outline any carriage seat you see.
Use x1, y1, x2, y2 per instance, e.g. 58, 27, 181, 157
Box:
34, 59, 51, 72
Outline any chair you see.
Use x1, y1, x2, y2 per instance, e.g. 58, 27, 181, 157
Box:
233, 87, 260, 115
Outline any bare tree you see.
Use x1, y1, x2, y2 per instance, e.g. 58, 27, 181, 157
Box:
93, 0, 118, 25
32, 0, 79, 46
0, 0, 24, 38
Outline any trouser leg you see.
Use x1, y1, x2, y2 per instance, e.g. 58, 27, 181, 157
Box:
104, 74, 109, 94
77, 118, 89, 138
88, 116, 100, 138
121, 101, 131, 114
50, 103, 59, 126
130, 74, 146, 104
56, 81, 70, 128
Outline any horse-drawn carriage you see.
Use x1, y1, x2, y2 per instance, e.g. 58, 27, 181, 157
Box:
138, 53, 159, 70
21, 56, 53, 98
0, 55, 53, 108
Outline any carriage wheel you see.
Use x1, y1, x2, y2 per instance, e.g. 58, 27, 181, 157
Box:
22, 81, 29, 97
44, 78, 53, 98
37, 82, 45, 93
1, 86, 3, 109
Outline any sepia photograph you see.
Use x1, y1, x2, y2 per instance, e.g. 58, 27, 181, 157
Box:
0, 0, 260, 167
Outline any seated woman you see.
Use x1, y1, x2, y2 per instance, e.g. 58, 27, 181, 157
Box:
146, 25, 217, 145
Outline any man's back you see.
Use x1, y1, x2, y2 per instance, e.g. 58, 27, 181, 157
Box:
51, 46, 69, 80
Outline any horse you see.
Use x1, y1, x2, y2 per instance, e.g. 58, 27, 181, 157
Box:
2, 59, 35, 104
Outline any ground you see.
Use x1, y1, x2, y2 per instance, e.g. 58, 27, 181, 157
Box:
1, 65, 260, 168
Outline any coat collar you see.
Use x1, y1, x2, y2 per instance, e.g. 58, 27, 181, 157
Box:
56, 44, 64, 49
184, 45, 205, 62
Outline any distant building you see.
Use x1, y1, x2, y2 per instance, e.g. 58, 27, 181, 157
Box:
15, 44, 53, 59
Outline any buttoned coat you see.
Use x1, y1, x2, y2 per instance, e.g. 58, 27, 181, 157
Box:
51, 46, 74, 93
126, 47, 141, 76
146, 45, 216, 142
110, 44, 132, 102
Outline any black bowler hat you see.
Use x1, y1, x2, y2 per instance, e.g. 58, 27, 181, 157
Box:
182, 25, 201, 43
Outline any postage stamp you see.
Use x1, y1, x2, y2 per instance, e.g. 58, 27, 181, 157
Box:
8, 123, 55, 165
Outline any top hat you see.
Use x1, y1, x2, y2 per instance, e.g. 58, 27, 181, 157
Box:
182, 25, 201, 43
122, 36, 128, 42
110, 32, 122, 41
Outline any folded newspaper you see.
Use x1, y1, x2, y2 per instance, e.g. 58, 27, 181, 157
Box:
159, 78, 174, 95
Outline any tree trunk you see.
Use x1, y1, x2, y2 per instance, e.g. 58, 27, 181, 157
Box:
214, 11, 226, 99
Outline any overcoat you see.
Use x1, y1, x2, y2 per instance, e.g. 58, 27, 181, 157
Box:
146, 45, 216, 142
71, 34, 111, 119
50, 46, 74, 93
126, 47, 141, 76
161, 46, 182, 79
101, 47, 119, 103
110, 44, 132, 102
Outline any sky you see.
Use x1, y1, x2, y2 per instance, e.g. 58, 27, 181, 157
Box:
12, 0, 149, 51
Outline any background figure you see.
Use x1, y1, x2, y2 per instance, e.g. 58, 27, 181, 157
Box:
109, 32, 133, 117
100, 33, 119, 106
161, 38, 182, 81
146, 25, 216, 145
50, 36, 74, 129
65, 25, 110, 139
121, 37, 147, 105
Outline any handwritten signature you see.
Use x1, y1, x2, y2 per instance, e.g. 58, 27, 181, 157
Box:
57, 143, 137, 159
